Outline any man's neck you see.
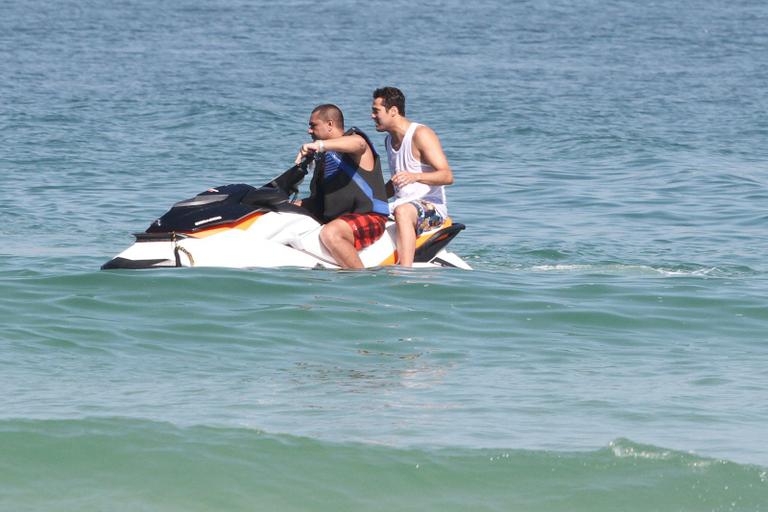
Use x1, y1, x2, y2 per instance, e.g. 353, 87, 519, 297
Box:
388, 118, 412, 149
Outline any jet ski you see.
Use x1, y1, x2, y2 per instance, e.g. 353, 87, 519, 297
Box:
101, 159, 471, 270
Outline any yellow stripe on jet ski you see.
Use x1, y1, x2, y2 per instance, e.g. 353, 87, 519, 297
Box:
188, 211, 265, 238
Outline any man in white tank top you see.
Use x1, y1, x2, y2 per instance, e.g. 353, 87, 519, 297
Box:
371, 87, 454, 267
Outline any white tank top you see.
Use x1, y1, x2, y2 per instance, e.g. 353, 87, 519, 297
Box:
385, 122, 448, 217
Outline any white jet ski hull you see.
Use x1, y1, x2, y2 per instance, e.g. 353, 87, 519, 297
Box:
103, 210, 471, 270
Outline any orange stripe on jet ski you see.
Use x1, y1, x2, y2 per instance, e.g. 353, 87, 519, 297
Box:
381, 252, 398, 266
378, 217, 453, 266
187, 211, 265, 238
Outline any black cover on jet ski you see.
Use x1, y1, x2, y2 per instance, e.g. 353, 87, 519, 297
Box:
145, 184, 263, 233
145, 162, 309, 234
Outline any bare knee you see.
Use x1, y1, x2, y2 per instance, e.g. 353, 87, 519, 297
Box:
394, 204, 417, 226
320, 220, 348, 247
319, 224, 337, 247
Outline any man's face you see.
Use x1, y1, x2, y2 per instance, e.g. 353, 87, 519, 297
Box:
371, 97, 394, 132
308, 113, 329, 140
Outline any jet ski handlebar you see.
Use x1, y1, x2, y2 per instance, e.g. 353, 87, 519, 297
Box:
262, 157, 312, 197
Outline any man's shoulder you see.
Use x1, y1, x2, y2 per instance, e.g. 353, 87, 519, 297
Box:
342, 127, 370, 147
412, 123, 440, 147
344, 126, 369, 139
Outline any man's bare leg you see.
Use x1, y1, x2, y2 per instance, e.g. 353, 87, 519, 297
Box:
394, 203, 418, 267
319, 219, 364, 269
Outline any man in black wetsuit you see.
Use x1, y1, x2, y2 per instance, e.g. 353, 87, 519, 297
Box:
295, 104, 389, 269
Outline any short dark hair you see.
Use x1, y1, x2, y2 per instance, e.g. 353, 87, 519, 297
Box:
311, 104, 344, 129
373, 86, 406, 116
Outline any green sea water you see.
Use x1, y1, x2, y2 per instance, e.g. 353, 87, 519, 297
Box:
2, 0, 767, 510
2, 418, 766, 512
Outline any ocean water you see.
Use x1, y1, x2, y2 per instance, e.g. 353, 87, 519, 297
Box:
2, 0, 767, 510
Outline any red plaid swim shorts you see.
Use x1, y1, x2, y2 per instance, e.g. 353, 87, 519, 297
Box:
337, 213, 388, 251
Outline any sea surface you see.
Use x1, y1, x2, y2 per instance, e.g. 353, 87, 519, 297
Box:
2, 0, 767, 510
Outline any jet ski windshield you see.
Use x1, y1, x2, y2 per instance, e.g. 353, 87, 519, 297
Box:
172, 194, 229, 208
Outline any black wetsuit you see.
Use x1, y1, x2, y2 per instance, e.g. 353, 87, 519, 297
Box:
301, 127, 389, 224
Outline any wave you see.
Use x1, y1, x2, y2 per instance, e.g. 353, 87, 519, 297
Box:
1, 418, 765, 512
462, 249, 760, 278
527, 262, 746, 277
